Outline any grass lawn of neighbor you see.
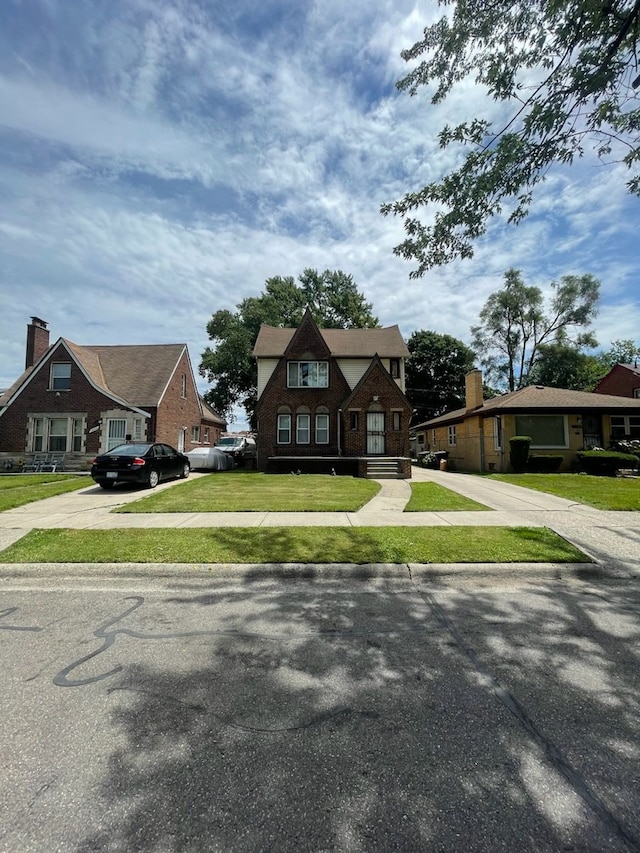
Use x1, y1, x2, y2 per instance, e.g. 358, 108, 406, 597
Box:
404, 482, 490, 512
486, 473, 640, 511
116, 471, 381, 513
0, 526, 588, 565
0, 473, 89, 512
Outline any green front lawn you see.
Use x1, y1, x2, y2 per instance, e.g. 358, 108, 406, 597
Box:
404, 482, 490, 512
0, 474, 89, 511
117, 471, 381, 513
0, 526, 588, 564
486, 473, 640, 511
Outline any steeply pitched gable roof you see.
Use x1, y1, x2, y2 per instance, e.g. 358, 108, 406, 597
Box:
416, 384, 640, 429
253, 324, 409, 358
0, 339, 192, 413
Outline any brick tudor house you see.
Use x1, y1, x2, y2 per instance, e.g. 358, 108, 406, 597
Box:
0, 317, 226, 469
253, 309, 413, 477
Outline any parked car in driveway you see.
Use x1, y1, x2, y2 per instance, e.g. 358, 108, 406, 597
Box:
91, 442, 190, 489
186, 446, 234, 471
214, 435, 257, 466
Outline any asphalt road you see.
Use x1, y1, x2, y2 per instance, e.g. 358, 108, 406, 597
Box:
1, 567, 639, 852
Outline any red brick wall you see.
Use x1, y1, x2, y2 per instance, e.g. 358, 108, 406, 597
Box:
155, 350, 204, 451
341, 362, 412, 459
0, 342, 122, 455
595, 365, 640, 398
255, 358, 352, 464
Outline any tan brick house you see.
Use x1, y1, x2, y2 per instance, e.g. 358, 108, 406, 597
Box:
0, 317, 226, 469
253, 309, 412, 477
412, 369, 640, 473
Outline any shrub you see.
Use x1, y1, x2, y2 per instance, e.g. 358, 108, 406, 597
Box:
610, 438, 640, 459
509, 435, 531, 473
576, 450, 639, 476
526, 455, 563, 473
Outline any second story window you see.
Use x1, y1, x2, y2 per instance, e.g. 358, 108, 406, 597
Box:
389, 358, 400, 379
287, 361, 328, 388
50, 362, 71, 391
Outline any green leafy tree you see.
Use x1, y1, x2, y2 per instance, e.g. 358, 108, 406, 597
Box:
381, 1, 640, 275
199, 269, 378, 425
471, 269, 599, 391
528, 342, 607, 390
405, 330, 476, 422
598, 338, 640, 367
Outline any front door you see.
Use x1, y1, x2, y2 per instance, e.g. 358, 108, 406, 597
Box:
366, 412, 385, 454
107, 418, 126, 451
582, 414, 602, 449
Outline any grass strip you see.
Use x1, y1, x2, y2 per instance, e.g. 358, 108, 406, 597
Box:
486, 473, 640, 511
116, 472, 381, 513
404, 482, 490, 512
0, 475, 89, 512
0, 526, 588, 564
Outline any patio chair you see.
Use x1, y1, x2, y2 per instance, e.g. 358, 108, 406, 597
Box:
21, 452, 49, 473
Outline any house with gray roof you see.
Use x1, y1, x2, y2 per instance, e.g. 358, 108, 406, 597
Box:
0, 317, 226, 469
412, 369, 640, 473
253, 308, 412, 477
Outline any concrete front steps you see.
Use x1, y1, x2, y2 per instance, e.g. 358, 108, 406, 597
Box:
364, 458, 405, 479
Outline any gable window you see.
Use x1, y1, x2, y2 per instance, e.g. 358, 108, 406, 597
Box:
277, 414, 291, 444
515, 415, 568, 448
389, 358, 400, 379
287, 361, 328, 388
191, 426, 200, 442
392, 411, 402, 431
448, 425, 457, 446
315, 414, 329, 444
50, 363, 71, 391
181, 374, 187, 398
349, 411, 359, 431
297, 414, 310, 444
610, 415, 640, 439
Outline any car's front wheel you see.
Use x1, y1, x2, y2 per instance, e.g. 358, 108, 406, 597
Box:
180, 462, 190, 479
148, 469, 160, 489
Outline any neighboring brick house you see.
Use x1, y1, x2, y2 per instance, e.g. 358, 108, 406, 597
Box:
412, 369, 640, 473
0, 317, 226, 469
253, 309, 412, 477
594, 362, 640, 398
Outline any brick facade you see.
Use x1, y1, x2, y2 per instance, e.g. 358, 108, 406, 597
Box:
594, 364, 640, 398
254, 311, 412, 475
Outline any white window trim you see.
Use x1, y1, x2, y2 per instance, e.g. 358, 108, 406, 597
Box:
315, 413, 329, 444
49, 362, 71, 391
448, 425, 457, 447
277, 414, 291, 444
28, 414, 85, 453
287, 361, 329, 388
296, 413, 310, 444
494, 417, 502, 451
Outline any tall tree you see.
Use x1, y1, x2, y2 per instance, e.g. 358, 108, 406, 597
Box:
598, 338, 640, 367
405, 330, 476, 422
528, 342, 607, 390
381, 1, 640, 274
199, 269, 378, 425
471, 269, 600, 391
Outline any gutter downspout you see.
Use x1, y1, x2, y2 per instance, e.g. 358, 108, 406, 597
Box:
337, 409, 342, 455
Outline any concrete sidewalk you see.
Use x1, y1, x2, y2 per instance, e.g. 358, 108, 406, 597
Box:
1, 467, 639, 575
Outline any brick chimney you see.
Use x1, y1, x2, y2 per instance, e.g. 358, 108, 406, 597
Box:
465, 369, 484, 411
25, 316, 50, 369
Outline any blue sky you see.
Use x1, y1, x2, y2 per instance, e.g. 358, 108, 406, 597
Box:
1, 0, 639, 427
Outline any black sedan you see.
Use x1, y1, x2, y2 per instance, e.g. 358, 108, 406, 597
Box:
91, 442, 190, 490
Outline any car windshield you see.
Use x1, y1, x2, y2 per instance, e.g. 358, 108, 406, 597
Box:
216, 437, 240, 447
105, 444, 151, 457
